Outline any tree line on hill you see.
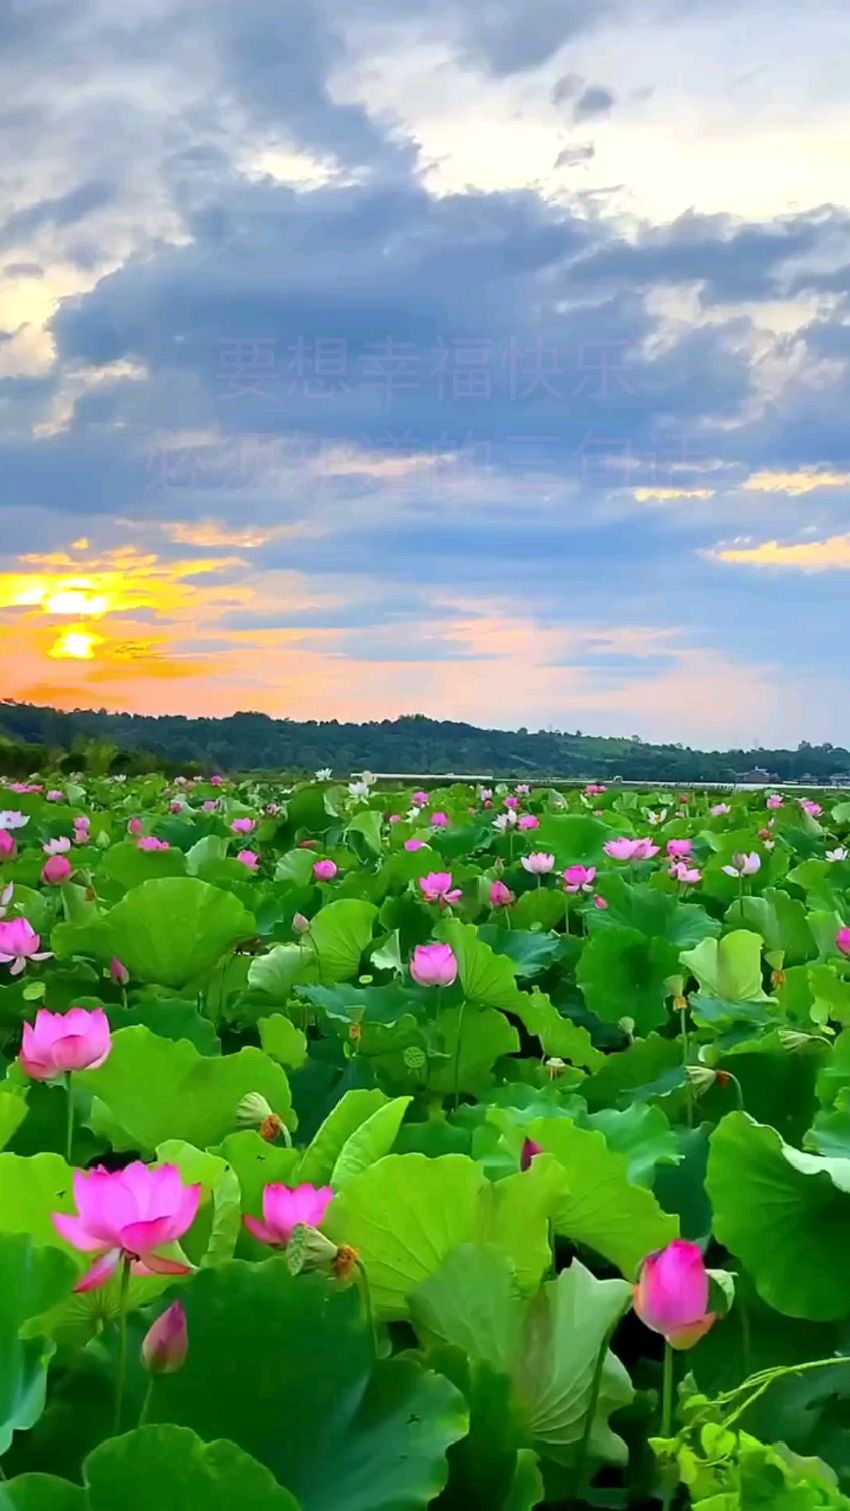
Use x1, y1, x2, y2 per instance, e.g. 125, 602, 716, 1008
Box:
1, 700, 848, 785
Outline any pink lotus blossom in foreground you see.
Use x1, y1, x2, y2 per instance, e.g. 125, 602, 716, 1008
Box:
722, 851, 761, 878
633, 1240, 716, 1350
127, 817, 143, 836
517, 814, 540, 831
489, 879, 514, 908
231, 817, 256, 835
313, 859, 338, 882
670, 862, 702, 885
709, 803, 731, 817
142, 1300, 188, 1374
43, 837, 71, 856
419, 871, 462, 906
0, 918, 52, 976
237, 849, 259, 869
404, 837, 426, 852
8, 784, 41, 795
667, 838, 692, 859
412, 791, 430, 807
430, 811, 449, 828
632, 838, 660, 860
20, 1006, 111, 1080
0, 831, 16, 861
42, 854, 72, 885
766, 794, 784, 810
504, 796, 519, 810
137, 836, 170, 851
73, 817, 90, 844
410, 942, 458, 987
521, 852, 556, 876
244, 1182, 334, 1247
604, 837, 658, 862
53, 1162, 200, 1291
836, 926, 850, 957
800, 798, 823, 818
563, 864, 596, 894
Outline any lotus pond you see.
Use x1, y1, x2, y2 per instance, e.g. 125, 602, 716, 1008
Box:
1, 771, 850, 1508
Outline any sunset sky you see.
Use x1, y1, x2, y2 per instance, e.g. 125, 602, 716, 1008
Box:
2, 0, 849, 747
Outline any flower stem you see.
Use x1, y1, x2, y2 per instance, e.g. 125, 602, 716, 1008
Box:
64, 1073, 75, 1165
355, 1259, 377, 1360
138, 1377, 154, 1427
680, 1010, 693, 1129
113, 1254, 132, 1434
660, 1340, 675, 1510
452, 999, 466, 1112
570, 1323, 613, 1504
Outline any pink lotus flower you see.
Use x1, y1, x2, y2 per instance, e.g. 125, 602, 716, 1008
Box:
412, 791, 430, 807
0, 811, 28, 830
43, 837, 71, 856
515, 784, 530, 796
73, 817, 90, 844
722, 851, 761, 878
410, 942, 458, 987
20, 1006, 111, 1080
42, 854, 72, 885
563, 864, 596, 893
127, 817, 143, 836
766, 794, 784, 810
169, 800, 183, 813
210, 774, 224, 787
593, 894, 609, 909
632, 838, 660, 861
521, 1138, 543, 1171
244, 1182, 334, 1247
504, 796, 519, 810
585, 784, 607, 796
137, 836, 170, 851
313, 859, 338, 882
518, 814, 540, 831
237, 849, 259, 869
292, 912, 311, 935
46, 790, 65, 802
8, 784, 41, 795
231, 817, 256, 835
489, 879, 514, 907
388, 814, 402, 824
801, 798, 823, 818
405, 838, 426, 852
837, 927, 850, 957
419, 871, 462, 906
710, 803, 731, 817
604, 837, 640, 862
142, 1300, 188, 1375
111, 956, 129, 986
0, 917, 52, 976
202, 800, 219, 812
0, 831, 16, 861
670, 862, 702, 885
53, 1162, 201, 1291
633, 1240, 716, 1350
521, 852, 555, 876
667, 839, 692, 859
430, 811, 449, 828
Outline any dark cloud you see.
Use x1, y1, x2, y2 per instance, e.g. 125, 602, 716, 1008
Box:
573, 85, 616, 121
0, 180, 115, 251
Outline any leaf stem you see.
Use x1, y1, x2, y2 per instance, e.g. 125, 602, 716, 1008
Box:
64, 1072, 75, 1165
452, 999, 466, 1112
138, 1376, 154, 1427
570, 1323, 613, 1504
660, 1340, 675, 1510
113, 1254, 132, 1434
355, 1259, 377, 1360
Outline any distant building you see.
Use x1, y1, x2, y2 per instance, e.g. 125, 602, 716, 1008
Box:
738, 767, 772, 784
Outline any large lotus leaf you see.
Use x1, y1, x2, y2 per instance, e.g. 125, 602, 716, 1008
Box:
581, 1103, 680, 1187
248, 945, 314, 1002
531, 816, 614, 867
707, 1111, 850, 1320
325, 1152, 565, 1317
186, 834, 230, 877
306, 900, 378, 983
78, 1026, 292, 1152
111, 998, 220, 1054
149, 1261, 467, 1511
590, 876, 720, 949
526, 1117, 678, 1277
424, 1347, 544, 1511
576, 926, 679, 1034
330, 1097, 412, 1187
258, 1015, 308, 1068
428, 1006, 520, 1095
437, 920, 524, 1010
580, 1032, 687, 1112
55, 878, 256, 987
508, 989, 603, 1071
97, 842, 187, 890
0, 1234, 78, 1456
477, 927, 561, 979
296, 1089, 393, 1185
154, 1141, 241, 1268
345, 809, 384, 858
0, 1424, 300, 1510
680, 929, 771, 1003
412, 1248, 633, 1472
727, 888, 817, 969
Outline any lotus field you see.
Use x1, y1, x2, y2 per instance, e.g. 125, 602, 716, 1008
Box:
4, 772, 850, 1507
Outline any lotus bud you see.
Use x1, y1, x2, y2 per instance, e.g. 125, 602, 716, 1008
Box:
110, 956, 129, 987
521, 1137, 543, 1171
141, 1301, 188, 1375
292, 912, 310, 935
286, 1222, 341, 1276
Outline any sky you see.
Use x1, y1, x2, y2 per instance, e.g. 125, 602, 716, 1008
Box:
1, 0, 850, 749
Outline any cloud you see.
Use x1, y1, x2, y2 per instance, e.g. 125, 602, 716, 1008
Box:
741, 469, 850, 495
707, 533, 850, 571
573, 85, 616, 122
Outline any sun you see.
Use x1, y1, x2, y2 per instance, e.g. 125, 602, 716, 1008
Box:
49, 628, 100, 660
